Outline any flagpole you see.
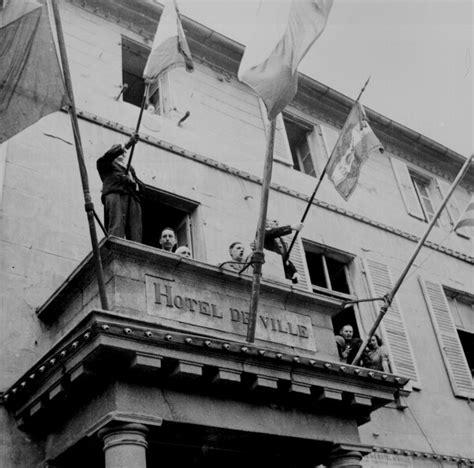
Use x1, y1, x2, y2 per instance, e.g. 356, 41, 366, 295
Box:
126, 82, 150, 173
246, 119, 277, 343
351, 153, 474, 366
50, 0, 109, 310
285, 76, 372, 260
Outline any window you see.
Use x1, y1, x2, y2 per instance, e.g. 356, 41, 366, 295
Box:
283, 115, 339, 177
391, 157, 472, 238
410, 172, 437, 224
303, 242, 358, 338
419, 279, 473, 397
121, 36, 164, 114
445, 292, 474, 376
141, 186, 199, 256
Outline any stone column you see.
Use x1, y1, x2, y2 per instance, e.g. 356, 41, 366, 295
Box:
328, 446, 363, 468
99, 423, 149, 468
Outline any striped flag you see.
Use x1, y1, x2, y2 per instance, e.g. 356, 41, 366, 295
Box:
0, 0, 69, 143
238, 0, 333, 120
326, 103, 384, 200
455, 195, 474, 230
143, 0, 193, 82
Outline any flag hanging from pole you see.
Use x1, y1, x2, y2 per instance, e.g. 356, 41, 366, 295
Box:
0, 0, 69, 144
143, 0, 194, 82
238, 0, 333, 120
455, 195, 474, 230
326, 103, 384, 200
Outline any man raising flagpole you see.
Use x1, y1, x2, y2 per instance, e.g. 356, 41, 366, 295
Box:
238, 0, 333, 342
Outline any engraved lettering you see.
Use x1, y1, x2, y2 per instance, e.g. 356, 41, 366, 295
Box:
242, 311, 249, 324
230, 308, 241, 322
199, 301, 211, 316
288, 322, 299, 336
154, 283, 173, 307
211, 304, 222, 318
277, 319, 288, 334
184, 297, 199, 312
298, 325, 309, 338
259, 315, 270, 328
174, 295, 184, 309
270, 318, 277, 331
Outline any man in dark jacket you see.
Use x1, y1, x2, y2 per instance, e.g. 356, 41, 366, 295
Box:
261, 219, 303, 283
96, 133, 143, 242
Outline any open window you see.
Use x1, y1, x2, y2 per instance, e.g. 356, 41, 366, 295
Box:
141, 186, 199, 257
445, 290, 474, 376
303, 241, 358, 337
409, 171, 438, 225
283, 115, 339, 177
121, 36, 167, 114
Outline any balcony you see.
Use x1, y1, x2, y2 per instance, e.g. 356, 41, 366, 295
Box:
3, 238, 407, 466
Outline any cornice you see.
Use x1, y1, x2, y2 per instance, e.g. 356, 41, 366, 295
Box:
66, 0, 471, 173
369, 445, 474, 466
74, 108, 474, 265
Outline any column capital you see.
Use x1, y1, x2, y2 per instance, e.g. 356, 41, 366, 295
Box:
99, 423, 149, 451
328, 445, 363, 468
99, 423, 149, 468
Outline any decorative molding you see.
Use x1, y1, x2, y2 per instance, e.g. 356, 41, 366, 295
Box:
75, 109, 474, 265
370, 445, 474, 465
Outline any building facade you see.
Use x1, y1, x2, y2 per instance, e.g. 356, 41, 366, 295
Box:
0, 1, 472, 467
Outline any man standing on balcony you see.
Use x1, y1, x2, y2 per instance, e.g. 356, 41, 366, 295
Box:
262, 219, 303, 284
97, 133, 143, 242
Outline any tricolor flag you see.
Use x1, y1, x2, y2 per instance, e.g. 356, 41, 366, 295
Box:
238, 0, 333, 120
455, 195, 474, 230
326, 103, 384, 200
143, 0, 193, 82
0, 0, 69, 144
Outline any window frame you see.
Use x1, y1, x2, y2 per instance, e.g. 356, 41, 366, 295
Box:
409, 171, 438, 224
140, 185, 200, 257
302, 241, 356, 301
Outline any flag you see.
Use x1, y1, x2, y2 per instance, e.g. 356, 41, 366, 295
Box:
238, 0, 333, 120
143, 0, 193, 82
0, 0, 69, 143
455, 195, 474, 230
326, 103, 384, 200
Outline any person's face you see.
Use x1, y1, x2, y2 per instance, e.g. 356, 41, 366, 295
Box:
265, 219, 279, 229
230, 243, 245, 262
116, 153, 127, 168
176, 247, 191, 258
160, 229, 177, 251
341, 325, 353, 341
368, 336, 378, 349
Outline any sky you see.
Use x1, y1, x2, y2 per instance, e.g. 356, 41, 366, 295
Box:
176, 0, 473, 156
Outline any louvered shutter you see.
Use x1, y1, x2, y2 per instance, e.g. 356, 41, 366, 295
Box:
258, 99, 293, 166
363, 258, 421, 387
437, 179, 471, 239
390, 157, 425, 220
419, 278, 474, 398
282, 234, 311, 292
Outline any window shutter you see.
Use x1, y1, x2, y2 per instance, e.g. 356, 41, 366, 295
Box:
258, 99, 293, 166
437, 179, 471, 239
418, 278, 474, 398
176, 214, 193, 255
363, 258, 421, 387
282, 234, 312, 292
306, 124, 327, 176
390, 157, 425, 220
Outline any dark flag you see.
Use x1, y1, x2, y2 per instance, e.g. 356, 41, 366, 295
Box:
0, 0, 69, 143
